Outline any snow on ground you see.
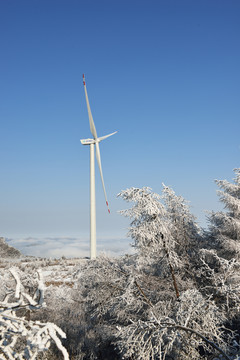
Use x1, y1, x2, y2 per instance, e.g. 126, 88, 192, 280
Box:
0, 255, 86, 288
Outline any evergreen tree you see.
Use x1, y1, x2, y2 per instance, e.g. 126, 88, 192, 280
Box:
118, 187, 173, 264
118, 186, 201, 271
208, 168, 240, 260
162, 184, 201, 265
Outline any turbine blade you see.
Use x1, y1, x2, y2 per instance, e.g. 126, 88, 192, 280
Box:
95, 142, 110, 213
98, 131, 117, 142
83, 74, 97, 139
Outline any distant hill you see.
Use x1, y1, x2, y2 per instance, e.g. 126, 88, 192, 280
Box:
0, 237, 21, 258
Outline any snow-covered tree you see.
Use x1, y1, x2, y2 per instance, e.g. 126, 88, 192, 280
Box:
208, 168, 240, 260
72, 252, 237, 360
118, 186, 202, 298
114, 185, 239, 359
162, 184, 201, 264
118, 187, 171, 256
118, 186, 185, 300
116, 289, 230, 360
197, 249, 240, 317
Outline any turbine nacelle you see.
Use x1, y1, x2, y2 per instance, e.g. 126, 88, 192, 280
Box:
80, 138, 95, 145
80, 131, 117, 145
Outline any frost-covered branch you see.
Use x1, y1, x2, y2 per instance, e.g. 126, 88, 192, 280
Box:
0, 268, 69, 360
153, 321, 231, 360
198, 249, 240, 315
116, 289, 231, 360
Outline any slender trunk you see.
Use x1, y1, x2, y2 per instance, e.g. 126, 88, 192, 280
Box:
168, 262, 180, 298
160, 233, 180, 298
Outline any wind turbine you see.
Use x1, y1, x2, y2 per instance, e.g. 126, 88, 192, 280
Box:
80, 74, 117, 259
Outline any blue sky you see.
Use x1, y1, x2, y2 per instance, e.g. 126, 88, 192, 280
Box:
1, 0, 240, 257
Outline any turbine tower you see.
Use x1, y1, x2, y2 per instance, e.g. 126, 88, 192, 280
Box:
80, 74, 117, 259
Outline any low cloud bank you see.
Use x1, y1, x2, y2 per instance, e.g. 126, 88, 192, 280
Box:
6, 236, 134, 258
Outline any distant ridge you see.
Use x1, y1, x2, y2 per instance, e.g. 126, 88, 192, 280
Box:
0, 237, 21, 258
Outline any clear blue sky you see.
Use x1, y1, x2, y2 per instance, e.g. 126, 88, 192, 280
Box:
1, 1, 239, 256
